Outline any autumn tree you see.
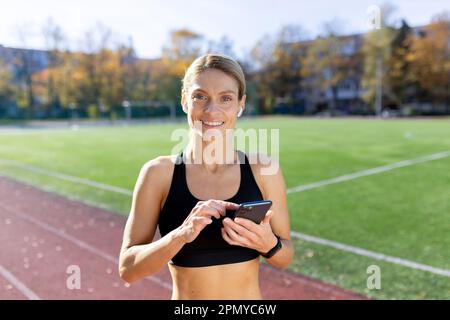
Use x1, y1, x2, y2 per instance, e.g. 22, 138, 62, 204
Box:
159, 29, 204, 105
42, 18, 65, 115
57, 50, 80, 112
301, 20, 358, 116
408, 13, 450, 112
250, 25, 307, 114
71, 24, 128, 117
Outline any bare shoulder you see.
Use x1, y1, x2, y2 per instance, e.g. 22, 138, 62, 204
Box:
140, 155, 177, 175
122, 155, 178, 250
246, 152, 282, 177
137, 155, 176, 184
245, 152, 284, 198
135, 155, 178, 207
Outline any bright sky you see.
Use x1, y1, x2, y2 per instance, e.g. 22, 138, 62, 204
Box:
1, 0, 448, 59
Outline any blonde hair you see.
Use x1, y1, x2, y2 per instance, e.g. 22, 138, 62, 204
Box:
181, 53, 246, 100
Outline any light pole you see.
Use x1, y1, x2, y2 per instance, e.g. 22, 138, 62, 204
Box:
366, 5, 383, 117
169, 102, 176, 121
375, 51, 383, 117
69, 102, 77, 128
122, 100, 131, 123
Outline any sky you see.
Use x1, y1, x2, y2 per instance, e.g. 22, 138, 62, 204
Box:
0, 0, 449, 59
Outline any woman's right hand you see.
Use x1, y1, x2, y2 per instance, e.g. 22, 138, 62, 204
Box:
176, 200, 240, 244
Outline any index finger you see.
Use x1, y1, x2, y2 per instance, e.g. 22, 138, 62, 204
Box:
212, 200, 240, 210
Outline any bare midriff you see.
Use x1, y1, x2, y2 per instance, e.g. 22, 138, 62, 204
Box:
168, 258, 262, 300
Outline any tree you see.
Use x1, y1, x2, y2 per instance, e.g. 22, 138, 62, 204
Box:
301, 20, 356, 116
74, 23, 123, 116
57, 50, 79, 112
96, 48, 125, 113
13, 26, 37, 118
408, 13, 450, 112
159, 29, 205, 104
0, 60, 16, 115
250, 25, 307, 114
42, 18, 65, 115
388, 19, 413, 107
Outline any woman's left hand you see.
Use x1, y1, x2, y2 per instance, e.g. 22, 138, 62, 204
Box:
221, 210, 278, 254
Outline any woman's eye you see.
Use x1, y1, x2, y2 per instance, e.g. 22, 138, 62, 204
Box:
193, 94, 206, 101
222, 96, 232, 102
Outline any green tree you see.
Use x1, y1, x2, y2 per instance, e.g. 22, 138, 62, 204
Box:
388, 19, 413, 107
0, 60, 16, 111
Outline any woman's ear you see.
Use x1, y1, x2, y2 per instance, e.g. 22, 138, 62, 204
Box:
181, 94, 188, 114
238, 94, 246, 117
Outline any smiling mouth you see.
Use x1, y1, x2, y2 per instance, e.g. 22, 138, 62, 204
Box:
201, 120, 225, 127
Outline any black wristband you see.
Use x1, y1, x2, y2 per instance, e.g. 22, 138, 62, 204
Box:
261, 235, 282, 259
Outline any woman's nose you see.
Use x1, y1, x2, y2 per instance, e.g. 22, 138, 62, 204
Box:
204, 101, 221, 113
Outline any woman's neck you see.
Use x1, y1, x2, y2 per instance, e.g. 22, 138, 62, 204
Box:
185, 131, 237, 171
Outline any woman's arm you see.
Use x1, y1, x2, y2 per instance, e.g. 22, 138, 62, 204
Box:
221, 154, 294, 269
119, 156, 240, 283
256, 157, 294, 268
119, 156, 183, 283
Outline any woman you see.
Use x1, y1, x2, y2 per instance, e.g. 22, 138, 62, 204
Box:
119, 53, 293, 299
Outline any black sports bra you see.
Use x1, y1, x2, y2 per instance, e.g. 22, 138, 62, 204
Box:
158, 151, 264, 267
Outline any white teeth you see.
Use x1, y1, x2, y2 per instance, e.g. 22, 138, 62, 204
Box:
202, 121, 224, 126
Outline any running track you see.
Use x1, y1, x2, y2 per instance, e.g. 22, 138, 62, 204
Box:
0, 176, 366, 300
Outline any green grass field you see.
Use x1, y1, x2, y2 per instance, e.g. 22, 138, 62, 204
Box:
1, 116, 449, 299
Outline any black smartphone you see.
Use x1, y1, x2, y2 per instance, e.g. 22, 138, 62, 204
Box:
230, 200, 272, 224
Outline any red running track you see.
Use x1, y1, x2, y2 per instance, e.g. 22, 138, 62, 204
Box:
0, 176, 366, 300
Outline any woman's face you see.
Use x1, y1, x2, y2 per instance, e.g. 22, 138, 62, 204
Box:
182, 68, 245, 136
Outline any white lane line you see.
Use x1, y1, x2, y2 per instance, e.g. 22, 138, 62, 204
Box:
292, 231, 450, 277
287, 150, 450, 194
262, 263, 363, 297
0, 265, 41, 300
0, 203, 172, 291
0, 158, 132, 196
2, 151, 448, 197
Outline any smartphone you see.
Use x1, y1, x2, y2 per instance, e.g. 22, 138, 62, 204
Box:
230, 200, 272, 224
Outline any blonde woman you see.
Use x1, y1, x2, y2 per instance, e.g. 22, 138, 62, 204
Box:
119, 53, 293, 299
